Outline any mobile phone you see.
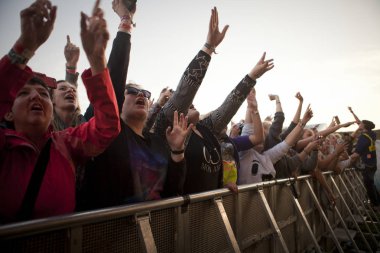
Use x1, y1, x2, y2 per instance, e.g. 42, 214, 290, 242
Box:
334, 116, 340, 125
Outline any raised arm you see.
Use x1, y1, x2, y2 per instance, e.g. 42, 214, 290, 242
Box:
64, 35, 80, 85
201, 52, 274, 135
296, 121, 354, 151
84, 0, 135, 120
283, 104, 313, 147
280, 92, 304, 140
348, 106, 361, 124
1, 0, 56, 118
245, 88, 264, 145
154, 7, 228, 138
67, 0, 120, 159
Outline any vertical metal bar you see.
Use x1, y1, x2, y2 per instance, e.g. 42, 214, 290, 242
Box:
286, 182, 323, 253
214, 198, 241, 253
337, 175, 379, 247
175, 206, 186, 253
343, 173, 380, 235
329, 175, 374, 253
305, 179, 344, 253
350, 170, 380, 224
136, 213, 157, 253
258, 188, 290, 253
69, 226, 83, 253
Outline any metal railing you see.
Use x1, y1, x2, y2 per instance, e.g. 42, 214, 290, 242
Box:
0, 169, 379, 253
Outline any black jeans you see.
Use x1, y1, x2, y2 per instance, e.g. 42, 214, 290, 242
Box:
361, 166, 380, 206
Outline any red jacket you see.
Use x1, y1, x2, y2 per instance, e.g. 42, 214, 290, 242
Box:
0, 56, 120, 223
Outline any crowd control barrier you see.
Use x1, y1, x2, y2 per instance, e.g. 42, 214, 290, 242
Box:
1, 169, 379, 253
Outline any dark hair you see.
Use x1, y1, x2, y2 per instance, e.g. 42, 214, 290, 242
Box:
362, 120, 375, 131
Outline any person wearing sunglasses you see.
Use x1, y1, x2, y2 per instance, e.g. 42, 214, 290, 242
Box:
152, 7, 274, 195
77, 1, 192, 211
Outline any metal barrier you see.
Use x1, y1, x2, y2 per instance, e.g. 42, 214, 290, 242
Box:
0, 169, 379, 253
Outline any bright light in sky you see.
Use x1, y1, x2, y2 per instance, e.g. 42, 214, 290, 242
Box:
1, 0, 379, 132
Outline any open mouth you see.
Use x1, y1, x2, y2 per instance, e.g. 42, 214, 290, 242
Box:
30, 103, 43, 112
135, 98, 145, 106
64, 94, 75, 101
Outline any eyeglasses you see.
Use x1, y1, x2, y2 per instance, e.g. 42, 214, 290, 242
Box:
125, 87, 151, 99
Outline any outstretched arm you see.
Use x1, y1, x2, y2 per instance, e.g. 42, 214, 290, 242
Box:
84, 0, 135, 120
201, 52, 274, 135
70, 0, 120, 159
296, 121, 354, 151
284, 104, 313, 147
154, 7, 228, 139
64, 35, 80, 85
280, 92, 304, 140
246, 89, 264, 145
348, 106, 361, 125
1, 0, 56, 118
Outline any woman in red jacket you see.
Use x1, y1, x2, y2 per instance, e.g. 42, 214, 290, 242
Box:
0, 0, 120, 223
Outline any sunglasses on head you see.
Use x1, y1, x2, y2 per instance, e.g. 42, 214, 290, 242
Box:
125, 86, 151, 99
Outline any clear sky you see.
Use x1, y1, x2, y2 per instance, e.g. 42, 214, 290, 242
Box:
1, 0, 379, 132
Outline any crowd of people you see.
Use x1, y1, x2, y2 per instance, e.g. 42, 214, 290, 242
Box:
0, 0, 378, 224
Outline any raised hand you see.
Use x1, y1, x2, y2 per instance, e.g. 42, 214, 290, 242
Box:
17, 0, 57, 53
158, 87, 174, 107
64, 35, 80, 67
249, 52, 274, 80
205, 7, 229, 52
295, 92, 303, 102
166, 111, 193, 153
80, 0, 109, 74
247, 89, 258, 111
301, 104, 313, 125
112, 0, 136, 18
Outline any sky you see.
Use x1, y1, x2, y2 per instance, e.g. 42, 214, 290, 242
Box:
1, 0, 379, 132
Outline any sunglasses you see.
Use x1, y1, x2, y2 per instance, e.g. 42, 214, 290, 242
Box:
125, 86, 151, 99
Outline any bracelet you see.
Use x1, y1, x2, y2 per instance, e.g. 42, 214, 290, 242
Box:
298, 122, 306, 128
120, 15, 136, 27
8, 47, 34, 65
171, 149, 185, 155
66, 65, 76, 70
204, 43, 217, 54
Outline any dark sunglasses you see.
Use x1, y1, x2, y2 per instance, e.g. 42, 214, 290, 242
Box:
125, 86, 151, 99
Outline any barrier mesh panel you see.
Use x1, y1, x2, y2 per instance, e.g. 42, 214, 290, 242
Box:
243, 237, 271, 253
1, 229, 67, 253
223, 194, 237, 231
188, 200, 230, 253
239, 190, 273, 250
82, 207, 175, 253
272, 184, 295, 221
82, 216, 140, 253
150, 208, 175, 253
280, 224, 296, 253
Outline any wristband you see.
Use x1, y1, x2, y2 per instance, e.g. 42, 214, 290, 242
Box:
8, 48, 34, 65
66, 65, 76, 70
204, 43, 217, 54
171, 149, 185, 155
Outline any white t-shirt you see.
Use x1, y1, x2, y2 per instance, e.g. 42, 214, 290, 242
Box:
238, 123, 290, 184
